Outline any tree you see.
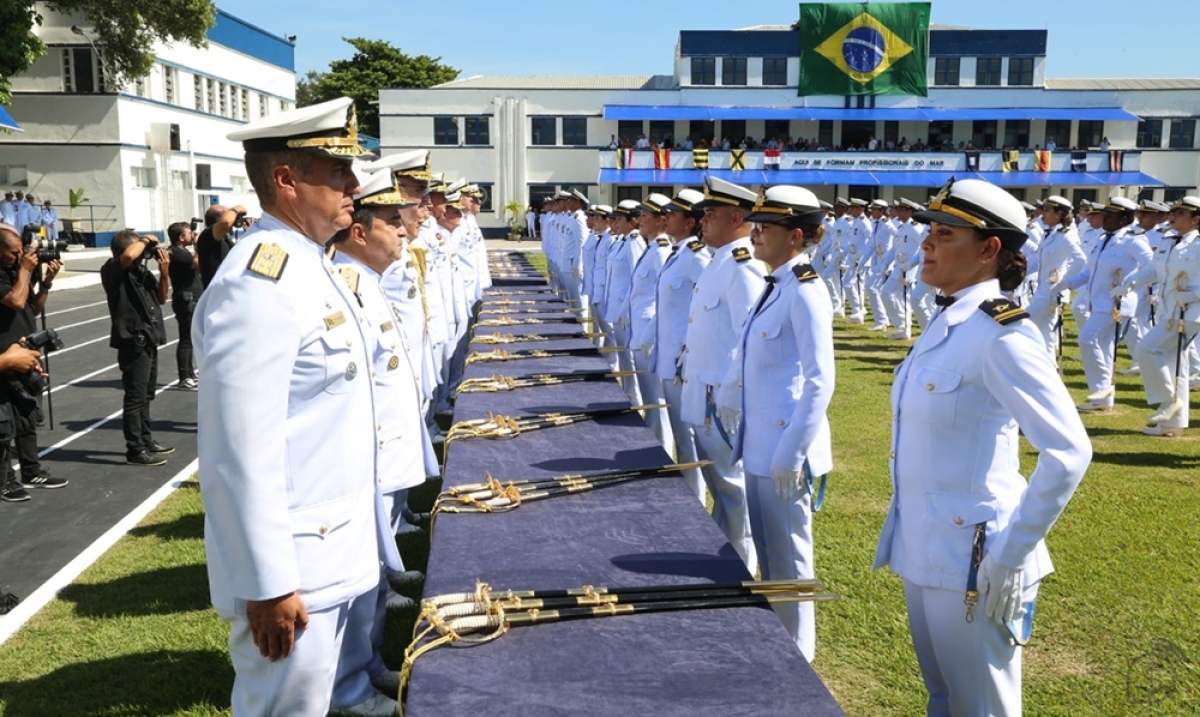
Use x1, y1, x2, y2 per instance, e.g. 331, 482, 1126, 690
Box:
299, 38, 459, 138
0, 0, 216, 105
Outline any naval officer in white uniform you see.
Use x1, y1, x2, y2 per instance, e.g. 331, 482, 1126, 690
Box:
195, 98, 402, 716
875, 178, 1091, 716
725, 186, 835, 662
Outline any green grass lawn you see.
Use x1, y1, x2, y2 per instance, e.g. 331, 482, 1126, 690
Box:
1, 259, 1196, 715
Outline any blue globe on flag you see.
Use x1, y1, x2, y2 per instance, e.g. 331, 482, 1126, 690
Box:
842, 26, 886, 73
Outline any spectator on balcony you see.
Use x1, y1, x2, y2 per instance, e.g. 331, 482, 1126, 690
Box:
1099, 137, 1111, 151
682, 136, 694, 150
635, 134, 650, 150
607, 135, 618, 149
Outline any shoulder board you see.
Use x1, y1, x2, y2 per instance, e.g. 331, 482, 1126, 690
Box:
339, 266, 360, 294
656, 237, 671, 247
247, 242, 288, 281
978, 298, 1028, 326
792, 263, 819, 282
687, 239, 705, 253
732, 246, 752, 263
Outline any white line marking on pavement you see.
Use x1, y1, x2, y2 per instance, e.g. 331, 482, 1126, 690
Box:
45, 300, 107, 317
0, 454, 199, 646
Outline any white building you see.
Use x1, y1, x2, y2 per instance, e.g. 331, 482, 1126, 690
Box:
380, 24, 1200, 236
0, 3, 296, 245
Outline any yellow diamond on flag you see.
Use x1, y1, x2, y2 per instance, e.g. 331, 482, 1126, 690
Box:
814, 12, 915, 84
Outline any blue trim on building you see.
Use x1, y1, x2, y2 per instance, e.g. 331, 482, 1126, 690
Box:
208, 10, 296, 71
604, 105, 1139, 122
931, 30, 1046, 58
677, 29, 1047, 59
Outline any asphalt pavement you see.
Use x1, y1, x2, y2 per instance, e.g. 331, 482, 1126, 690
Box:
0, 268, 199, 601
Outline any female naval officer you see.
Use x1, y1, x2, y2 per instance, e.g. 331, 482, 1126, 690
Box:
874, 178, 1092, 716
718, 185, 834, 663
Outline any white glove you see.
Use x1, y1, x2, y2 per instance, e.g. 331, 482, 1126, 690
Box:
717, 405, 741, 438
771, 464, 803, 501
977, 553, 1023, 625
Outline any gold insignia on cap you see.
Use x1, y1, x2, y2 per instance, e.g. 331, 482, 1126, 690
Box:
286, 102, 367, 157
247, 243, 289, 280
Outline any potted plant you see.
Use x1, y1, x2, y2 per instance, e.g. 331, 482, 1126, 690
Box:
503, 200, 525, 241
63, 187, 89, 245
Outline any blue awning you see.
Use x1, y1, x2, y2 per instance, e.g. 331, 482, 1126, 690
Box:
0, 105, 20, 132
597, 168, 1163, 187
603, 105, 1140, 122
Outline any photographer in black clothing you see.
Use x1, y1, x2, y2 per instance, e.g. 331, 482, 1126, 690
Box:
0, 223, 66, 500
196, 204, 245, 287
166, 222, 201, 389
100, 230, 172, 467
0, 341, 49, 503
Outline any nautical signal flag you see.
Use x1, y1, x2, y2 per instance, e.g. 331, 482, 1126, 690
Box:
693, 148, 709, 169
654, 147, 671, 169
1035, 150, 1052, 172
1002, 150, 1019, 172
798, 2, 931, 97
730, 149, 747, 171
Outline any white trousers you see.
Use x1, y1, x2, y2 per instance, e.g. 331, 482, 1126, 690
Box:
610, 321, 641, 405
903, 580, 1038, 717
865, 270, 889, 326
633, 347, 672, 451
882, 274, 913, 335
745, 471, 815, 662
226, 589, 375, 717
1134, 318, 1194, 428
1077, 311, 1121, 405
842, 269, 865, 317
661, 378, 704, 504
691, 415, 758, 576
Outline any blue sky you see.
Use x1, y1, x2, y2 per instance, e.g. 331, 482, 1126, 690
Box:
218, 0, 1199, 80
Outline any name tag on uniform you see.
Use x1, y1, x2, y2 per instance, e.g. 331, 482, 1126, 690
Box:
324, 312, 347, 330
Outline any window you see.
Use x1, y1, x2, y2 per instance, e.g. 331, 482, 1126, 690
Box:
63, 48, 101, 93
1164, 188, 1189, 204
1077, 120, 1104, 149
884, 120, 899, 147
170, 170, 192, 190
231, 176, 248, 194
1007, 188, 1026, 202
763, 58, 788, 86
561, 184, 589, 202
1044, 120, 1071, 149
1073, 188, 1098, 205
259, 93, 268, 118
473, 183, 494, 212
206, 78, 216, 113
240, 89, 250, 120
1169, 119, 1196, 149
528, 184, 557, 207
933, 58, 960, 86
434, 117, 459, 145
690, 119, 715, 145
617, 120, 643, 146
279, 99, 288, 112
464, 116, 489, 145
975, 58, 1002, 86
130, 166, 158, 188
230, 87, 239, 120
615, 186, 644, 203
972, 120, 997, 149
135, 76, 147, 98
163, 66, 176, 104
194, 75, 204, 111
691, 57, 716, 85
1137, 119, 1163, 148
722, 57, 747, 86
562, 117, 588, 146
722, 120, 746, 144
531, 117, 556, 146
219, 82, 229, 116
928, 120, 954, 147
1003, 120, 1031, 149
764, 120, 790, 144
649, 120, 674, 146
0, 166, 28, 187
1008, 58, 1034, 86
818, 120, 834, 148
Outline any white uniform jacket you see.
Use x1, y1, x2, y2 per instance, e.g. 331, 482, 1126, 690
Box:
628, 234, 672, 351
1029, 225, 1087, 312
590, 230, 614, 311
334, 254, 438, 493
874, 279, 1092, 591
194, 214, 395, 617
653, 237, 711, 382
728, 257, 835, 477
682, 237, 765, 425
1061, 229, 1153, 317
381, 246, 437, 405
603, 233, 643, 327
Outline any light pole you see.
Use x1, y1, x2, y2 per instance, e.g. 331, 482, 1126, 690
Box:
70, 25, 112, 92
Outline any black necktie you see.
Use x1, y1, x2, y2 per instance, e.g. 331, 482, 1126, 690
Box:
934, 294, 956, 308
751, 276, 777, 318
1099, 231, 1113, 253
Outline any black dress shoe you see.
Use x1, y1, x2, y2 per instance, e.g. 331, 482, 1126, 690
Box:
147, 442, 175, 455
127, 451, 168, 467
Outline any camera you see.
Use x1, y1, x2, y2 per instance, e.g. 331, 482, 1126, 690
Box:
17, 328, 65, 398
20, 227, 69, 263
189, 217, 204, 233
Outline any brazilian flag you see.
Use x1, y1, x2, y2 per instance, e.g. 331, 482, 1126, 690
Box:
798, 2, 930, 97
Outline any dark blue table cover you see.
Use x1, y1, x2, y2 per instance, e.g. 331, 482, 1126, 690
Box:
403, 275, 844, 716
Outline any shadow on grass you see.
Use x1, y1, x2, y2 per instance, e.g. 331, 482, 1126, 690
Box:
0, 649, 231, 716
1090, 451, 1200, 469
58, 563, 210, 618
128, 509, 205, 542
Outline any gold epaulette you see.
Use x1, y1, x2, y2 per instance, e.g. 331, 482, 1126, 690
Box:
687, 239, 705, 253
656, 237, 671, 247
732, 246, 752, 263
792, 263, 819, 282
978, 298, 1028, 325
247, 243, 288, 280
